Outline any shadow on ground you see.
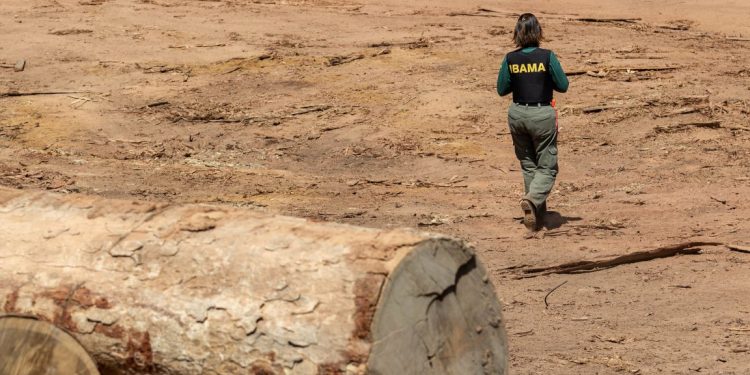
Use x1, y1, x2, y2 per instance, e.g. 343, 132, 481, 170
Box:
542, 211, 582, 230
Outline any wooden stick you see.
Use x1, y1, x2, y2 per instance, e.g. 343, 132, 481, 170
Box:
567, 66, 679, 76
446, 12, 506, 18
727, 244, 750, 254
573, 17, 641, 24
476, 7, 520, 16
544, 280, 568, 309
518, 241, 722, 278
656, 121, 750, 133
656, 107, 702, 117
0, 91, 87, 99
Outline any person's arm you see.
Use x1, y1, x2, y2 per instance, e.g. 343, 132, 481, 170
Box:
549, 52, 569, 93
496, 57, 512, 96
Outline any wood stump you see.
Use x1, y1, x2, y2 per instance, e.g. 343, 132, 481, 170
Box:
0, 188, 507, 374
0, 316, 100, 375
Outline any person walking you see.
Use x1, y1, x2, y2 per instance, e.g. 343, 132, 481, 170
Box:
496, 13, 569, 232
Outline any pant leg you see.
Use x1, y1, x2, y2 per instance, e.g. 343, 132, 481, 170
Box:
507, 106, 536, 194
525, 106, 558, 209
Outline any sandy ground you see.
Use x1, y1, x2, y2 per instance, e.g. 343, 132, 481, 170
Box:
2, 0, 750, 373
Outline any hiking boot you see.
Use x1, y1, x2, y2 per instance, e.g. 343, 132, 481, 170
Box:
537, 201, 547, 227
538, 201, 547, 216
520, 199, 538, 231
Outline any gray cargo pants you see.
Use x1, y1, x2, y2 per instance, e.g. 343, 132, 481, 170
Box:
507, 103, 558, 211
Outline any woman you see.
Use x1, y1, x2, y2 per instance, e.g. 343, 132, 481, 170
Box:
497, 13, 569, 232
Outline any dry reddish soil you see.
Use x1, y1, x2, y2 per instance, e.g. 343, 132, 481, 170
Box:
2, 0, 750, 374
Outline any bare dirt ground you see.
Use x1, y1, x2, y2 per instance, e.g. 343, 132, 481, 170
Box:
2, 0, 750, 373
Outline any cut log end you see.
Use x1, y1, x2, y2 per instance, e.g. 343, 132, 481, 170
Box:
368, 239, 508, 374
0, 189, 508, 374
0, 316, 100, 375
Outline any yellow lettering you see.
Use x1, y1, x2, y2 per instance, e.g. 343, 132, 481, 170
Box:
511, 63, 547, 74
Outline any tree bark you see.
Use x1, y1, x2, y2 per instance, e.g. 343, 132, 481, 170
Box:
0, 188, 507, 375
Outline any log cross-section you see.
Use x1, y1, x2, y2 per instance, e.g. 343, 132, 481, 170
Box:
0, 188, 507, 374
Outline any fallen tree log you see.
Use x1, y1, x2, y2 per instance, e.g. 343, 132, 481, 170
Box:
0, 188, 507, 375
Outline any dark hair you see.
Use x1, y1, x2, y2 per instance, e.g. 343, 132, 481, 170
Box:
513, 13, 543, 48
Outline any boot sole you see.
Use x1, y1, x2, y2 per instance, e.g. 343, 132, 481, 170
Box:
520, 200, 537, 231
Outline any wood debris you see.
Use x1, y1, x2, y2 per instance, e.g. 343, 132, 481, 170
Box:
0, 60, 25, 72
368, 38, 431, 49
516, 241, 722, 278
567, 66, 679, 76
146, 101, 170, 108
291, 105, 331, 116
447, 11, 505, 18
49, 28, 93, 35
136, 63, 189, 74
1, 91, 88, 99
656, 107, 702, 117
655, 121, 750, 133
573, 17, 641, 24
727, 244, 750, 254
327, 54, 364, 67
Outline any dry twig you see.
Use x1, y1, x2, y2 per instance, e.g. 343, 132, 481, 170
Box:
517, 241, 722, 278
1, 91, 87, 99
573, 17, 641, 24
727, 244, 750, 254
544, 280, 568, 309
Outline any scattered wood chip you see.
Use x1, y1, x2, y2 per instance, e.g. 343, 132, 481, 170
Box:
50, 28, 93, 35
656, 121, 750, 133
593, 335, 626, 344
291, 105, 331, 116
710, 196, 727, 205
136, 63, 188, 74
656, 107, 701, 117
222, 67, 242, 75
372, 48, 391, 57
14, 59, 26, 72
582, 105, 615, 114
513, 329, 534, 337
586, 70, 608, 78
146, 101, 170, 108
327, 54, 364, 67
